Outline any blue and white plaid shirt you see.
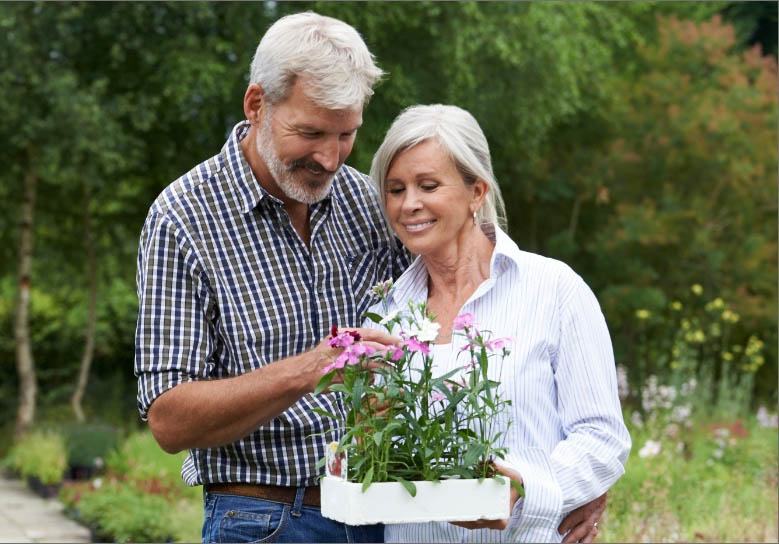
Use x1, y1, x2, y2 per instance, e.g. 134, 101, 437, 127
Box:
135, 121, 407, 486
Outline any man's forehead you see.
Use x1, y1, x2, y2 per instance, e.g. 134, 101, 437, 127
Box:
280, 77, 363, 121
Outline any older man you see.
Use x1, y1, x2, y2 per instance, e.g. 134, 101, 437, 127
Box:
135, 11, 605, 544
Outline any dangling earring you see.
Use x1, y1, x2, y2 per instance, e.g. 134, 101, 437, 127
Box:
472, 211, 478, 225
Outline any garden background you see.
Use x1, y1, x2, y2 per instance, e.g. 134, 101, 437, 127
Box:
0, 2, 776, 542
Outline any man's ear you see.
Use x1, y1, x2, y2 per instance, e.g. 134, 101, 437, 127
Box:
243, 83, 266, 124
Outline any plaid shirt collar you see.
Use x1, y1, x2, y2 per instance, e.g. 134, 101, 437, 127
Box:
224, 121, 332, 215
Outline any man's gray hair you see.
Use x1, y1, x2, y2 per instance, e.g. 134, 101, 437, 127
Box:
250, 11, 383, 110
370, 104, 507, 230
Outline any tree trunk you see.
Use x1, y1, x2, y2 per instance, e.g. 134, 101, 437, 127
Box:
71, 185, 97, 422
568, 193, 585, 240
14, 164, 37, 438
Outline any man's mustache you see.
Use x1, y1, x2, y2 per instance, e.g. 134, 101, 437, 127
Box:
288, 158, 336, 176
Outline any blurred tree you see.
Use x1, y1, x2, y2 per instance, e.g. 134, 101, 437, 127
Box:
568, 15, 777, 397
0, 2, 775, 434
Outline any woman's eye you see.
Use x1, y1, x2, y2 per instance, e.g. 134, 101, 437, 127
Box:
421, 184, 438, 191
386, 186, 404, 195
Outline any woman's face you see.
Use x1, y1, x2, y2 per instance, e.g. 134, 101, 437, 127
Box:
384, 139, 485, 256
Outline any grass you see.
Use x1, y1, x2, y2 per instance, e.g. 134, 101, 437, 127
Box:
600, 414, 778, 542
8, 413, 775, 543
104, 417, 776, 543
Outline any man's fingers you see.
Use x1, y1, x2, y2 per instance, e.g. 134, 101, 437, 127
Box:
582, 525, 599, 544
345, 327, 400, 346
558, 508, 583, 535
561, 522, 589, 544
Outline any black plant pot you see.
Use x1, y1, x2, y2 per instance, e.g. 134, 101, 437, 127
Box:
26, 476, 61, 499
67, 464, 95, 481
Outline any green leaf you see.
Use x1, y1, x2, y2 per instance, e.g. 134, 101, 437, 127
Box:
391, 476, 417, 497
361, 466, 374, 492
510, 479, 525, 498
364, 312, 384, 324
314, 372, 335, 395
310, 407, 339, 420
352, 377, 365, 411
372, 430, 384, 447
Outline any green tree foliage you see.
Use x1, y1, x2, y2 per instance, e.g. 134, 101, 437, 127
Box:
0, 3, 775, 433
565, 15, 777, 396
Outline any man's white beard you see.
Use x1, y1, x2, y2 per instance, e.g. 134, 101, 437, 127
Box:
256, 112, 336, 205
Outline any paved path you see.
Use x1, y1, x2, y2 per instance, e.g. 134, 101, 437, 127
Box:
0, 475, 90, 543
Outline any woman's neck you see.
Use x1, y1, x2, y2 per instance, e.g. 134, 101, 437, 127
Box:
423, 225, 495, 342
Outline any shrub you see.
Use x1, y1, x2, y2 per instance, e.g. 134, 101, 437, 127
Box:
77, 482, 174, 543
61, 423, 119, 474
5, 429, 67, 485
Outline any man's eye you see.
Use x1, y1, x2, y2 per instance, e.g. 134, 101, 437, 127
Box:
301, 131, 321, 138
421, 184, 438, 191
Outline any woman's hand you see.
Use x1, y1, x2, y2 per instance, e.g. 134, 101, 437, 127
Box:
449, 462, 523, 531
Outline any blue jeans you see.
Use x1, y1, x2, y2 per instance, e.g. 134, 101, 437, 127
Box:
202, 488, 384, 543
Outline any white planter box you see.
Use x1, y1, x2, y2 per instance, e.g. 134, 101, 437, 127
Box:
321, 476, 510, 525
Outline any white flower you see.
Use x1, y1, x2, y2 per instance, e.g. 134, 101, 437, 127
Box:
712, 448, 724, 459
671, 404, 691, 423
638, 439, 662, 458
664, 423, 680, 439
631, 411, 644, 428
406, 317, 440, 343
757, 406, 779, 429
616, 365, 630, 400
379, 309, 401, 325
92, 477, 103, 489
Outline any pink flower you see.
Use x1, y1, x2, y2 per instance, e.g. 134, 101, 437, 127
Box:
485, 337, 512, 351
431, 391, 446, 403
403, 336, 430, 355
350, 343, 375, 357
453, 313, 475, 330
321, 342, 374, 374
329, 329, 361, 349
384, 346, 405, 362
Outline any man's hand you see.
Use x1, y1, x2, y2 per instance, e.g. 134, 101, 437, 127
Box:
450, 462, 523, 531
308, 327, 400, 391
558, 492, 607, 543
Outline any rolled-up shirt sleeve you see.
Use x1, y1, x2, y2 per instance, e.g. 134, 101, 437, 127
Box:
134, 211, 216, 421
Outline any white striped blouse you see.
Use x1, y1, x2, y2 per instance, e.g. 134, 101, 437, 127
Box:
376, 225, 631, 543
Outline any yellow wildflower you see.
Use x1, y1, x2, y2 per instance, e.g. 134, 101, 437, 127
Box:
635, 309, 651, 320
685, 330, 706, 344
691, 284, 703, 296
721, 309, 740, 323
721, 352, 733, 362
671, 301, 683, 311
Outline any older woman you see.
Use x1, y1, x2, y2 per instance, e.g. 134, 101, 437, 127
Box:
367, 105, 631, 543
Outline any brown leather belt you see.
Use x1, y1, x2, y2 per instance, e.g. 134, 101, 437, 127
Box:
205, 482, 321, 507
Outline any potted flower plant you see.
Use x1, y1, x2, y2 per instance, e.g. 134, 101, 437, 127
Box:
314, 281, 521, 525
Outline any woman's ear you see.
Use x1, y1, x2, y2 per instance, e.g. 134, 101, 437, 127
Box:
471, 178, 489, 214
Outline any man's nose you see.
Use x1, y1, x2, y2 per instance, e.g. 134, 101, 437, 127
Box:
312, 137, 340, 173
